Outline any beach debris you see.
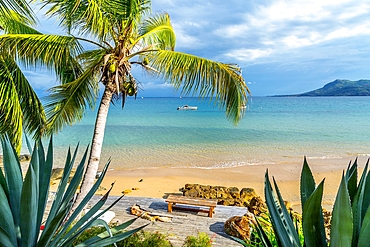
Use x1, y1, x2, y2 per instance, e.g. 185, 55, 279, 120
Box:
132, 187, 139, 190
138, 178, 143, 182
122, 189, 132, 194
95, 171, 102, 179
50, 168, 76, 185
130, 204, 172, 222
224, 212, 256, 241
97, 185, 106, 192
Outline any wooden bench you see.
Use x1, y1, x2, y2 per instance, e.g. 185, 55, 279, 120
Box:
165, 195, 218, 217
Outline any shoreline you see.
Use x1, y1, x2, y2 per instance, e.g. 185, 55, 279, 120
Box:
99, 157, 366, 212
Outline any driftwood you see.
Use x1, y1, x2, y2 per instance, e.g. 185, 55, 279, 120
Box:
130, 204, 172, 222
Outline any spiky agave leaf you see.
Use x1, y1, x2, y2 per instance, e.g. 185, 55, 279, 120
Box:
346, 158, 358, 205
0, 136, 146, 246
330, 173, 353, 247
358, 206, 370, 247
264, 170, 301, 247
300, 156, 316, 211
302, 180, 327, 247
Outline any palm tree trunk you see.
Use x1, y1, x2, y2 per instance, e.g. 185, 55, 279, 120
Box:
71, 86, 113, 213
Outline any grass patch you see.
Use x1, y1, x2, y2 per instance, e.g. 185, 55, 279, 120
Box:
183, 232, 214, 247
73, 226, 173, 247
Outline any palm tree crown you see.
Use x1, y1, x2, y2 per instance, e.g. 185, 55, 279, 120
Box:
0, 0, 250, 206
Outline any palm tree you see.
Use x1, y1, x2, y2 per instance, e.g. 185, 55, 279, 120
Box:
0, 0, 251, 208
0, 5, 46, 153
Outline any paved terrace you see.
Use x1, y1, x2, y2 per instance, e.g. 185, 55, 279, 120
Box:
88, 195, 248, 247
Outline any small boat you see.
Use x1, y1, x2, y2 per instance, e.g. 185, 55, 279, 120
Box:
177, 105, 198, 110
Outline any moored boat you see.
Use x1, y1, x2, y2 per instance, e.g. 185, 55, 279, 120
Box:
177, 105, 198, 110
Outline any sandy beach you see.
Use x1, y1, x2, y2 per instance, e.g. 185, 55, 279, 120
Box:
99, 157, 367, 212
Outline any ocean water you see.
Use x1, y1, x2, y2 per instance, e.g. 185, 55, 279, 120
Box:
43, 96, 370, 169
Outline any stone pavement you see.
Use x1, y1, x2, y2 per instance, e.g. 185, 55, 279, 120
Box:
88, 195, 248, 247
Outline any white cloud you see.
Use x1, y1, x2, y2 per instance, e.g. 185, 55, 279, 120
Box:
214, 24, 249, 38
141, 81, 174, 90
224, 48, 273, 62
213, 0, 370, 65
324, 24, 370, 41
172, 23, 201, 49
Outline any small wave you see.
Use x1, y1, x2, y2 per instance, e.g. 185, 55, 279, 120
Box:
173, 160, 275, 169
307, 155, 343, 160
350, 153, 370, 157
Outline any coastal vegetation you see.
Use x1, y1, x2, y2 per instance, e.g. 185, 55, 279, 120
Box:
74, 228, 214, 247
73, 229, 173, 246
0, 136, 145, 246
0, 4, 46, 153
236, 158, 370, 246
0, 0, 250, 211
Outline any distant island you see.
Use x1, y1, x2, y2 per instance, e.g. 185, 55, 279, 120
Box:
274, 79, 370, 96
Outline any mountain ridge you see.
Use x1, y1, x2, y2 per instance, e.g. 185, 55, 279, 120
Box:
274, 79, 370, 97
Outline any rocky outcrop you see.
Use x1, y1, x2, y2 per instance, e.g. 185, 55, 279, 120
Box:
0, 154, 31, 164
181, 184, 267, 215
224, 212, 256, 241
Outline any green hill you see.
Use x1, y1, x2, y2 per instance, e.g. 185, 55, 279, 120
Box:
278, 79, 370, 96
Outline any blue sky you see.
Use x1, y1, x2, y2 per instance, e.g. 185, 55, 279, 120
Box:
28, 0, 370, 97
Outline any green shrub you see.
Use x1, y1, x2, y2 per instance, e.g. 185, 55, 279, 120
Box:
0, 136, 146, 246
73, 228, 173, 247
240, 157, 370, 247
182, 232, 214, 247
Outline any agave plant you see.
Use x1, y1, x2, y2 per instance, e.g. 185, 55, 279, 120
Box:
237, 157, 370, 247
0, 136, 147, 246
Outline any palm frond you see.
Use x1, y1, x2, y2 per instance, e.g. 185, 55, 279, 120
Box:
0, 54, 46, 153
151, 50, 251, 124
0, 34, 83, 75
0, 1, 36, 23
137, 12, 175, 50
0, 55, 23, 153
45, 62, 100, 135
43, 0, 150, 42
0, 9, 38, 34
77, 48, 107, 68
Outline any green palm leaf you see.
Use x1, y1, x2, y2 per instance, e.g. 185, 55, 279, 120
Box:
138, 13, 176, 50
45, 63, 99, 134
0, 55, 24, 152
0, 34, 83, 73
44, 0, 150, 42
0, 0, 35, 22
0, 9, 38, 34
151, 50, 250, 124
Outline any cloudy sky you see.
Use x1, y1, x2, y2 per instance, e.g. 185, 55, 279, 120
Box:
30, 0, 370, 97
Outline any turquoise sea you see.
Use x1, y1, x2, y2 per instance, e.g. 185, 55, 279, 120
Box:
45, 96, 370, 170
